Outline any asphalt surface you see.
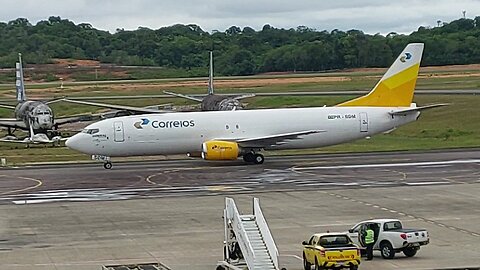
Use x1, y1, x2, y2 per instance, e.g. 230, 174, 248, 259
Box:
0, 149, 479, 269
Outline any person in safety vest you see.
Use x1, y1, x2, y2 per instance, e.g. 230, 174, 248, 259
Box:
365, 224, 375, 260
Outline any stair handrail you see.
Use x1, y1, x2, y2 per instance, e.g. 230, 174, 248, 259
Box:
225, 197, 256, 269
253, 197, 279, 269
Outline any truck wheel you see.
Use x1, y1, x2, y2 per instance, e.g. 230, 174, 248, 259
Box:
349, 265, 359, 270
303, 253, 311, 270
380, 241, 395, 259
403, 247, 418, 257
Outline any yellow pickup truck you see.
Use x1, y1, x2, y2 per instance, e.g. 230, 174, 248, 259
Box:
302, 232, 361, 270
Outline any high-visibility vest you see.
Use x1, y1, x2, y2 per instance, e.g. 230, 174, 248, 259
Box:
365, 229, 374, 244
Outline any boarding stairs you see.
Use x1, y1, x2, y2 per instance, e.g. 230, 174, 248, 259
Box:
217, 197, 279, 270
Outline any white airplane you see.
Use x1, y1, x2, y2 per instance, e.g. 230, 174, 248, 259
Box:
66, 43, 446, 169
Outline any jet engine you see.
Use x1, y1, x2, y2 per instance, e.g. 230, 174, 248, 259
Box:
201, 141, 240, 160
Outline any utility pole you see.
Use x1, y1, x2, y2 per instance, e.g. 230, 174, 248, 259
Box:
462, 10, 466, 19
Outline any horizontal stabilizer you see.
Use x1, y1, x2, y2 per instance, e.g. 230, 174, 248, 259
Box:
389, 103, 449, 115
163, 91, 203, 102
61, 98, 169, 114
233, 93, 255, 100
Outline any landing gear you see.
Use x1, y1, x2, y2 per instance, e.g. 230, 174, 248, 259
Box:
242, 152, 264, 164
103, 162, 112, 169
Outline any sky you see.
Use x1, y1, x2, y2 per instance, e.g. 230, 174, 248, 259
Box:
1, 0, 480, 34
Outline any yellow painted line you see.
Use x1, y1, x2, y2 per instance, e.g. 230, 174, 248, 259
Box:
0, 175, 43, 196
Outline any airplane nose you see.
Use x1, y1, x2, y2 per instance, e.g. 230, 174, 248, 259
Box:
65, 134, 81, 151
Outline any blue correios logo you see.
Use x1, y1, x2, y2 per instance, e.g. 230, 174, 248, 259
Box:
400, 52, 412, 63
134, 118, 150, 129
141, 118, 150, 125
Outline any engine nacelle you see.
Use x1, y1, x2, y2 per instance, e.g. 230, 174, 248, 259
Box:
202, 141, 240, 160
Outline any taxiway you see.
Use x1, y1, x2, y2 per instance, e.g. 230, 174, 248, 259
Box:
0, 149, 479, 269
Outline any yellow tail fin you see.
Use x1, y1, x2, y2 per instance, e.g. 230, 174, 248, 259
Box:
338, 43, 424, 107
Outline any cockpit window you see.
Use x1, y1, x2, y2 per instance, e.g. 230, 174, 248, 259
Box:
82, 128, 99, 134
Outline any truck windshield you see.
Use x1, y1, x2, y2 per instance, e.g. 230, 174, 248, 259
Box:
384, 221, 403, 231
319, 235, 351, 248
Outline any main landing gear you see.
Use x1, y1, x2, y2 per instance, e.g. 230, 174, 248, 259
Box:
242, 152, 264, 164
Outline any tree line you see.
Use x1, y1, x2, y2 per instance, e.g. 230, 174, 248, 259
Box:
1, 16, 480, 76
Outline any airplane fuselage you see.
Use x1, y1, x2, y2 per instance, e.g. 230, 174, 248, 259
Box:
66, 106, 419, 157
14, 101, 54, 133
201, 95, 242, 111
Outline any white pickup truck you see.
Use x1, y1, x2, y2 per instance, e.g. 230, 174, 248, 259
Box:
346, 219, 429, 259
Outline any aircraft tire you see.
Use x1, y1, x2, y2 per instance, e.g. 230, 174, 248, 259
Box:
104, 162, 112, 169
253, 154, 264, 164
243, 153, 255, 163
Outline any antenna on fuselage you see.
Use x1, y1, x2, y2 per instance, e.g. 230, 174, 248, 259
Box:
207, 51, 214, 95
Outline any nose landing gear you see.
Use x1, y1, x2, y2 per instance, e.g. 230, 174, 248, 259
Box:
103, 161, 112, 169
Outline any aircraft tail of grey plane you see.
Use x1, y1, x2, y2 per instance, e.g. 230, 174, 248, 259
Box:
16, 53, 26, 103
208, 51, 214, 95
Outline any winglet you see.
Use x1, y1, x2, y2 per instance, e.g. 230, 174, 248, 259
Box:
338, 43, 424, 107
16, 53, 26, 102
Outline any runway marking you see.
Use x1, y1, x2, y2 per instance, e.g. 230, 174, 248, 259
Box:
293, 159, 480, 170
281, 254, 303, 261
0, 175, 43, 196
323, 191, 480, 238
405, 181, 450, 186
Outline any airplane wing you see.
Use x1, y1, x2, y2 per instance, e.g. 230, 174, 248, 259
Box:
0, 104, 16, 110
163, 91, 203, 102
0, 119, 27, 130
233, 93, 255, 100
0, 138, 30, 144
217, 130, 325, 148
0, 138, 38, 144
389, 104, 448, 115
61, 98, 170, 114
55, 114, 101, 126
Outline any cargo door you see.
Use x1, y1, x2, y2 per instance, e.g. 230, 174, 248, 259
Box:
360, 112, 368, 132
114, 121, 124, 142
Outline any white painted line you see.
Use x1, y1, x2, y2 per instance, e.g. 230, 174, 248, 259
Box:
418, 165, 452, 168
294, 159, 480, 170
405, 181, 450, 186
280, 254, 303, 261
